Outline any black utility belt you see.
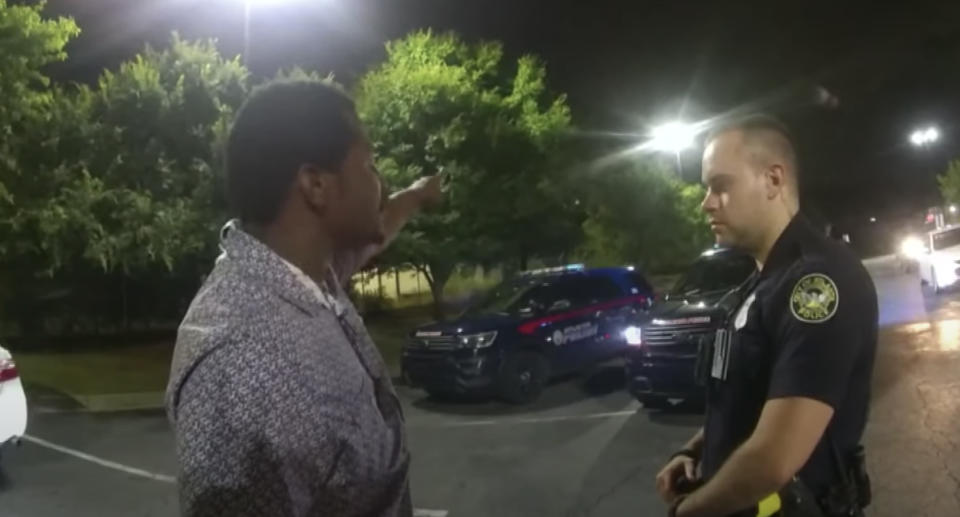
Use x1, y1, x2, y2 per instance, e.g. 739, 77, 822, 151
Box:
758, 447, 871, 517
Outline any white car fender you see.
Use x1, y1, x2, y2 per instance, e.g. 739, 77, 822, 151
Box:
0, 347, 28, 447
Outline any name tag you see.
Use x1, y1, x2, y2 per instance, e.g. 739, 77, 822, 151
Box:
711, 329, 731, 380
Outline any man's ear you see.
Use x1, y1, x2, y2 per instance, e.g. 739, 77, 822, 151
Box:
766, 164, 787, 200
296, 164, 333, 212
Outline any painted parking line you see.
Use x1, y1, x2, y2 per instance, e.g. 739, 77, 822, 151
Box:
413, 510, 449, 517
408, 403, 640, 429
22, 433, 450, 516
21, 434, 177, 483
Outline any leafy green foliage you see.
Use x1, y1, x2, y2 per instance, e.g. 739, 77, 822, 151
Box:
0, 18, 713, 334
0, 28, 249, 334
355, 31, 577, 314
937, 159, 960, 205
575, 158, 713, 273
76, 33, 248, 273
0, 1, 82, 327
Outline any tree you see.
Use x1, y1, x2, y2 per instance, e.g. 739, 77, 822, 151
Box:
355, 30, 577, 318
937, 159, 960, 205
574, 158, 712, 273
77, 33, 248, 273
0, 0, 80, 331
2, 33, 249, 334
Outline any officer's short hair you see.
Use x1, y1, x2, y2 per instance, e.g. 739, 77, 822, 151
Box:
705, 114, 798, 182
225, 79, 360, 224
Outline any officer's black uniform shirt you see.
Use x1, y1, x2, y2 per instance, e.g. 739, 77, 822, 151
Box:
701, 215, 878, 499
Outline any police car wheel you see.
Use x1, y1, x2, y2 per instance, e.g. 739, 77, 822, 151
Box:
498, 351, 549, 404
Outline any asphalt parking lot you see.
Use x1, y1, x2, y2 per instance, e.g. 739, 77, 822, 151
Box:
2, 256, 958, 517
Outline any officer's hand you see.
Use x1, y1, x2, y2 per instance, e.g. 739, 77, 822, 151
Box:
655, 455, 698, 504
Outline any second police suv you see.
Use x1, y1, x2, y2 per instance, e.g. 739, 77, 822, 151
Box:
402, 264, 655, 403
625, 248, 755, 409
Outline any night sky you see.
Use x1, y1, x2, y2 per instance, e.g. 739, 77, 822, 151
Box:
40, 0, 960, 238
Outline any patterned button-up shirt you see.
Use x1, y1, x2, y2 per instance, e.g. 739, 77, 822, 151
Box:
166, 222, 411, 517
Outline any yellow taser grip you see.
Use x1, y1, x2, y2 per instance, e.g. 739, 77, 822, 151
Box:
756, 492, 782, 517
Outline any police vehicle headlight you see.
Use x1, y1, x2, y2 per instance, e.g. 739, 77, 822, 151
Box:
622, 326, 642, 346
459, 331, 498, 349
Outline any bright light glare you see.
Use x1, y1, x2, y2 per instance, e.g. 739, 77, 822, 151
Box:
870, 217, 877, 223
901, 236, 926, 259
622, 326, 642, 346
910, 126, 940, 146
951, 205, 958, 214
649, 122, 697, 153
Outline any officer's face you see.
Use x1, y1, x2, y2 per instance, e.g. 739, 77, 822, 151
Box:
700, 132, 770, 251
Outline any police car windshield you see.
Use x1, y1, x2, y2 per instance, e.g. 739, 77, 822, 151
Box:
672, 253, 755, 296
465, 277, 551, 316
932, 227, 960, 251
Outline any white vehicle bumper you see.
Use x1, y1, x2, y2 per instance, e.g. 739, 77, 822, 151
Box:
0, 377, 28, 446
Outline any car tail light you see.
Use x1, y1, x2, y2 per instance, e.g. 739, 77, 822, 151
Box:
0, 357, 19, 382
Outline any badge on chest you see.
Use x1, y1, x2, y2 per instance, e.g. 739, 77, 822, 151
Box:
711, 290, 757, 381
734, 292, 756, 330
711, 328, 731, 380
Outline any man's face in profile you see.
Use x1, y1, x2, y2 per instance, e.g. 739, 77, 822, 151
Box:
324, 117, 386, 249
700, 131, 769, 251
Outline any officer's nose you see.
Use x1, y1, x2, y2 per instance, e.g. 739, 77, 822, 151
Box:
701, 190, 718, 214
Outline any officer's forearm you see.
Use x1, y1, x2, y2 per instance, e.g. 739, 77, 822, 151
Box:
677, 439, 784, 517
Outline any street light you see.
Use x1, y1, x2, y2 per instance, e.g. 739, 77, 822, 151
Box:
241, 0, 303, 65
910, 125, 940, 147
649, 121, 697, 153
649, 121, 698, 176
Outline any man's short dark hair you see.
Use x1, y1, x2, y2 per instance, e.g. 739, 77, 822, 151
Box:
705, 113, 798, 179
225, 79, 359, 224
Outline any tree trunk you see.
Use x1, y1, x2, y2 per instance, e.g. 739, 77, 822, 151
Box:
419, 262, 453, 321
121, 274, 130, 332
377, 269, 384, 298
519, 250, 529, 272
394, 268, 402, 299
429, 281, 445, 321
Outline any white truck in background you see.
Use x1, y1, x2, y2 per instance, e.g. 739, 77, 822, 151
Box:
916, 225, 960, 294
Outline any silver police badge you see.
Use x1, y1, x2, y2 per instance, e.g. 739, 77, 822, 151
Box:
734, 292, 756, 330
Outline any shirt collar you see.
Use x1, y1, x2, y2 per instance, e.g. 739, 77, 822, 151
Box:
759, 214, 815, 279
218, 220, 341, 317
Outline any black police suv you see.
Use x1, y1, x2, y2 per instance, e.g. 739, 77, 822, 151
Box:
402, 265, 655, 403
625, 248, 755, 409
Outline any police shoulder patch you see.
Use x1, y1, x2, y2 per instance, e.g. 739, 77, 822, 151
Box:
789, 273, 839, 323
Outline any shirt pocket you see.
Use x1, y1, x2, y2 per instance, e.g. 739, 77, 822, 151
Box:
730, 321, 770, 386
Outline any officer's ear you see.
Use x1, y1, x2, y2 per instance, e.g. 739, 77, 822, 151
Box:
765, 163, 788, 200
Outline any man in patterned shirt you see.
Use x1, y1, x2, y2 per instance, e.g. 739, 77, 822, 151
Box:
166, 79, 442, 516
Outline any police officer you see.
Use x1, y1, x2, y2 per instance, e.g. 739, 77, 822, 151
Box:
654, 115, 875, 517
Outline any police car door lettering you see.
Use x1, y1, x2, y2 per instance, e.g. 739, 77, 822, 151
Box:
711, 328, 731, 380
552, 322, 599, 346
